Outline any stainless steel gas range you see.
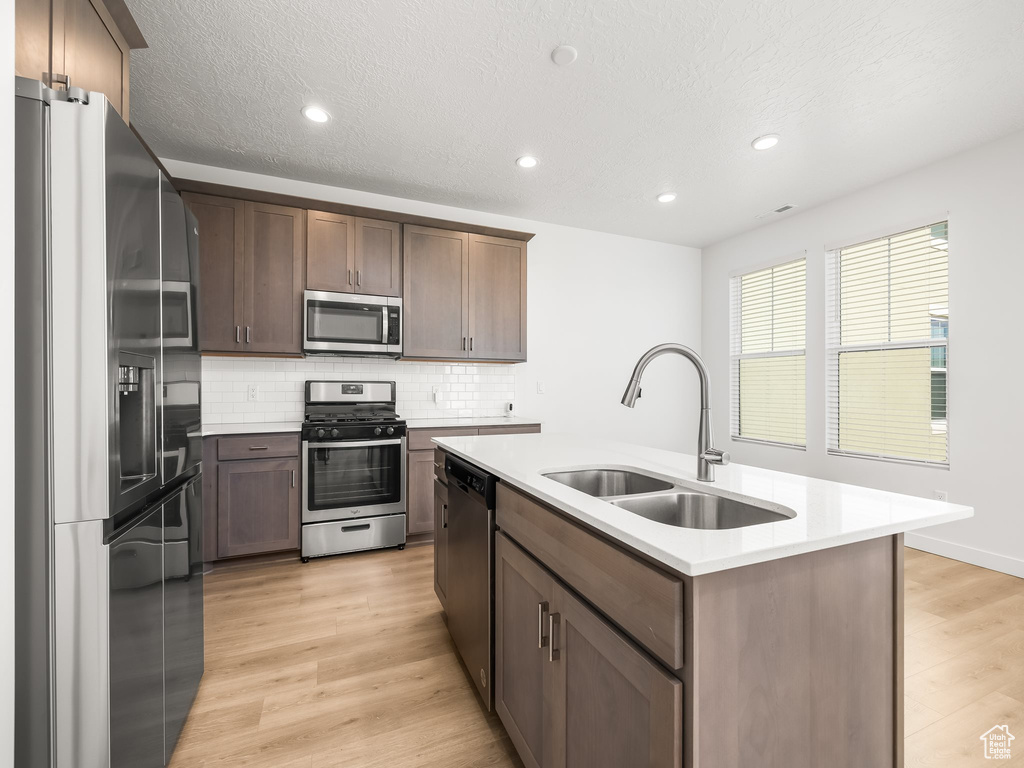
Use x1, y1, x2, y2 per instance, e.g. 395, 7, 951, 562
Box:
300, 381, 408, 560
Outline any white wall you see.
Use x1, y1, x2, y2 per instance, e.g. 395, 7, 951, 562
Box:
702, 129, 1024, 577
2, 0, 17, 762
162, 159, 704, 452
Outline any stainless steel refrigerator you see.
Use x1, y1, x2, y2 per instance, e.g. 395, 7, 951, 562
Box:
15, 77, 205, 768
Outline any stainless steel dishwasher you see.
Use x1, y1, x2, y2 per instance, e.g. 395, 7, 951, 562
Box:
444, 454, 497, 710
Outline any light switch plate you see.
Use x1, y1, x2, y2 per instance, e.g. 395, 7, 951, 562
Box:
536, 380, 545, 394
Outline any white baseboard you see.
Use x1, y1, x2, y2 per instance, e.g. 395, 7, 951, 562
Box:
905, 532, 1024, 579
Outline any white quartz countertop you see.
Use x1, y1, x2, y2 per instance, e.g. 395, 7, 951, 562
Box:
432, 433, 973, 577
200, 421, 302, 437
406, 416, 541, 429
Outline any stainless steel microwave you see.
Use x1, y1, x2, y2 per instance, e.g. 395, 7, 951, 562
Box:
303, 290, 402, 356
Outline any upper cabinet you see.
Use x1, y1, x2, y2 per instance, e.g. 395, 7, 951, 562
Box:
468, 234, 527, 362
184, 193, 305, 355
404, 226, 528, 362
306, 212, 401, 297
403, 226, 470, 359
15, 0, 147, 121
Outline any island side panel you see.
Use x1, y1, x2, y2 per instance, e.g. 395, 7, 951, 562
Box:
689, 535, 900, 768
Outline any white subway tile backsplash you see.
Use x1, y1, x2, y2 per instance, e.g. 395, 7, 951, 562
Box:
201, 356, 517, 425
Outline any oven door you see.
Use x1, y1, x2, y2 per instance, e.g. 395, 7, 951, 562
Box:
304, 290, 401, 355
302, 437, 407, 523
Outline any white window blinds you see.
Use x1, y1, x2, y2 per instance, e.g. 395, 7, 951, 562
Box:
729, 258, 806, 447
826, 222, 948, 465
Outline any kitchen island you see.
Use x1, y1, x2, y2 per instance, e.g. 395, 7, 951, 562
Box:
432, 432, 972, 768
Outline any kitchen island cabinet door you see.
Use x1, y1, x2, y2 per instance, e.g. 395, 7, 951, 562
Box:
402, 225, 469, 359
306, 210, 354, 294
244, 202, 305, 354
354, 218, 401, 297
216, 457, 299, 558
467, 234, 527, 361
550, 581, 682, 768
433, 477, 448, 608
184, 193, 245, 353
495, 533, 556, 768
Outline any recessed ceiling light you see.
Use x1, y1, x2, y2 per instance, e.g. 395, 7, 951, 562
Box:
657, 192, 677, 203
751, 134, 780, 151
516, 156, 538, 168
302, 105, 331, 123
551, 45, 578, 66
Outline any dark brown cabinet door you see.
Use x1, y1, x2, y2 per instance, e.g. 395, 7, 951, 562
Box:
306, 210, 354, 293
406, 450, 436, 535
403, 225, 469, 359
354, 218, 402, 297
468, 234, 527, 361
62, 0, 131, 118
244, 202, 305, 354
433, 477, 448, 609
550, 582, 682, 768
184, 193, 245, 353
17, 0, 137, 120
217, 457, 299, 558
495, 533, 555, 768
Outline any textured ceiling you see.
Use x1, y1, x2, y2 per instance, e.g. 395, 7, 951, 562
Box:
126, 0, 1024, 246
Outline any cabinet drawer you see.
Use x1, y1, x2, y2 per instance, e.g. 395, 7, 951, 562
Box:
496, 484, 685, 671
217, 433, 300, 461
408, 427, 479, 451
478, 424, 541, 436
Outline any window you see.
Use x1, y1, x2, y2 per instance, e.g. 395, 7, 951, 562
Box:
729, 257, 806, 447
826, 222, 949, 465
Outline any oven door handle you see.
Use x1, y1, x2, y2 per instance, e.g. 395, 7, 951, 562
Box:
307, 438, 404, 449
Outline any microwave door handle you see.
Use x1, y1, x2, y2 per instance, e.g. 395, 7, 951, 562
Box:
381, 305, 388, 344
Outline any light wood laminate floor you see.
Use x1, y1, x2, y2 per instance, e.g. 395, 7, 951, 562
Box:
169, 545, 1024, 767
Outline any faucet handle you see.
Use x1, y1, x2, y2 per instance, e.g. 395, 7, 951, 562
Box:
702, 448, 731, 466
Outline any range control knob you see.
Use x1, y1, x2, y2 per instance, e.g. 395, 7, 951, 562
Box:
374, 426, 383, 436
386, 426, 395, 435
316, 428, 326, 439
330, 428, 339, 438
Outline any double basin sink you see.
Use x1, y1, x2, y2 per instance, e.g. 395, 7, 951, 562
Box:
541, 468, 795, 530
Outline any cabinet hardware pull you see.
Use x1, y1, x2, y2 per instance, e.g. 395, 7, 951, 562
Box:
249, 445, 269, 450
548, 613, 560, 661
462, 337, 467, 351
245, 326, 251, 343
538, 601, 548, 649
442, 503, 448, 528
291, 469, 296, 487
470, 337, 474, 351
235, 326, 241, 343
348, 268, 353, 286
357, 270, 361, 286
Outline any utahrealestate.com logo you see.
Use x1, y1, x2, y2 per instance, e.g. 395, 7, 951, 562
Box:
980, 725, 1015, 760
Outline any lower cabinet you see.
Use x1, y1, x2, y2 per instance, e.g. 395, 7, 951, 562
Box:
202, 434, 301, 560
495, 532, 682, 768
407, 450, 436, 535
433, 477, 449, 608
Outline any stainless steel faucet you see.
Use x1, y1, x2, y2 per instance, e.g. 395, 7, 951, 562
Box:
621, 343, 730, 482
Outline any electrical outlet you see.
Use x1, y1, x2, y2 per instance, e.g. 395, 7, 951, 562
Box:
247, 384, 258, 402
933, 489, 948, 502
536, 380, 545, 395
